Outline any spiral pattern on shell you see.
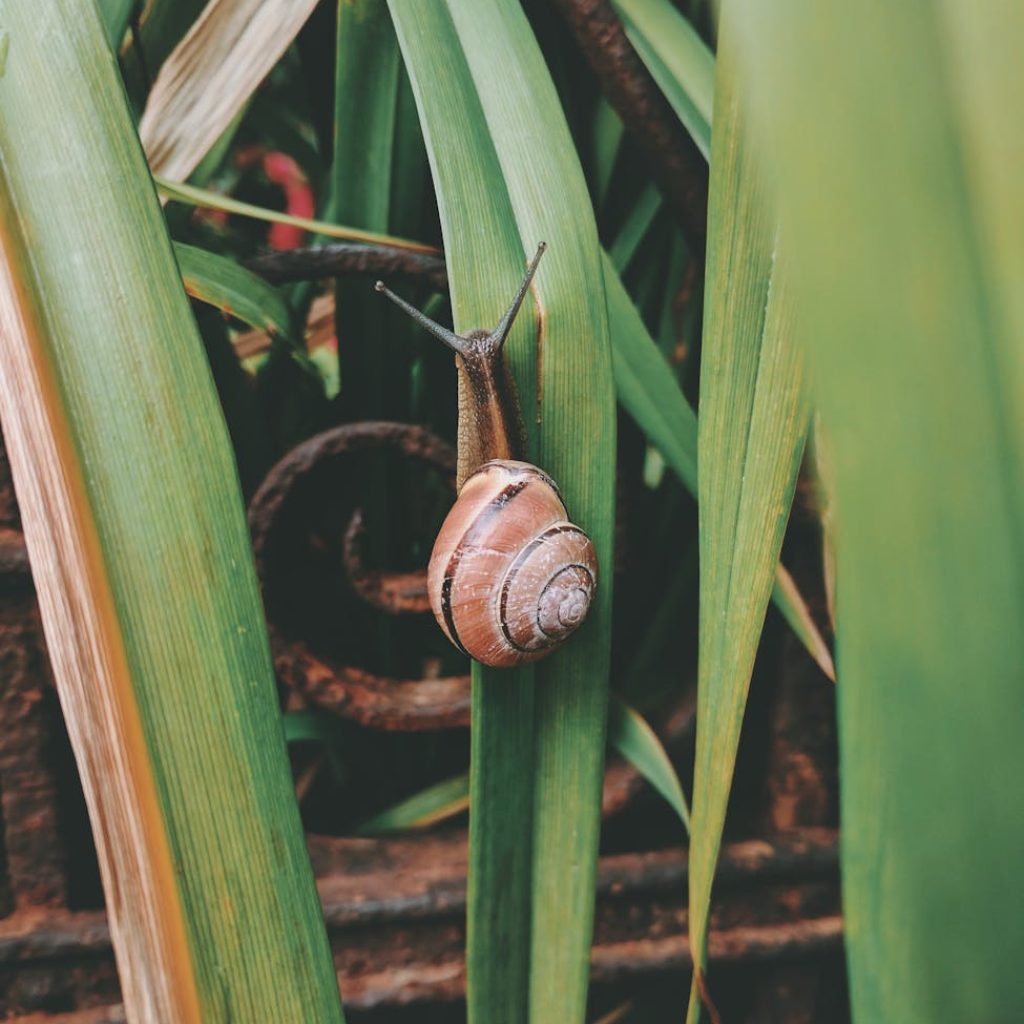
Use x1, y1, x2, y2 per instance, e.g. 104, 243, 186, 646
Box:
427, 461, 598, 668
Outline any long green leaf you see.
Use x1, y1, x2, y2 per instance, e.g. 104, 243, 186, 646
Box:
685, 19, 807, 1022
389, 4, 617, 1022
155, 175, 438, 253
604, 252, 833, 679
0, 5, 343, 1019
733, 2, 1024, 1021
608, 696, 689, 830
388, 5, 540, 1020
608, 183, 663, 274
98, 0, 134, 49
174, 242, 327, 386
442, 6, 617, 1022
356, 773, 470, 835
604, 255, 698, 493
611, 0, 714, 159
349, 697, 688, 838
333, 0, 403, 420
174, 242, 295, 340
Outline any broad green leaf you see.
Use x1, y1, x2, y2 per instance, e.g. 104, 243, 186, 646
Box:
388, 5, 541, 1020
442, 6, 617, 1023
685, 20, 807, 1022
0, 5, 343, 1019
733, 2, 1024, 1021
611, 0, 714, 158
138, 0, 320, 181
389, 4, 617, 1023
155, 175, 437, 253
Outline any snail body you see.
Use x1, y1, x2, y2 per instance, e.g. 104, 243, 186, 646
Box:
376, 243, 598, 668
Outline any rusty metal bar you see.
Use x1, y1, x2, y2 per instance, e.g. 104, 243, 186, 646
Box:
0, 828, 840, 1017
243, 242, 448, 289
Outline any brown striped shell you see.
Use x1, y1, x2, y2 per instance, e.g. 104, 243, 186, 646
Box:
427, 460, 598, 669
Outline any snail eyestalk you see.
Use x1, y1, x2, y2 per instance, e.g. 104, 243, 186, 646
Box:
374, 280, 467, 354
374, 244, 549, 483
373, 241, 546, 354
490, 241, 547, 349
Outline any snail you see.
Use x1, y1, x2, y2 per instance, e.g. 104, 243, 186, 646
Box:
375, 242, 598, 668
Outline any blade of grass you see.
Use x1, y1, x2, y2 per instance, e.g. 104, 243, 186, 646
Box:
772, 564, 834, 680
390, 4, 617, 1022
0, 5, 343, 1019
611, 0, 714, 158
441, 6, 617, 1022
605, 255, 833, 681
388, 5, 540, 1020
604, 253, 698, 492
356, 773, 471, 835
175, 241, 296, 340
282, 709, 348, 783
135, 0, 207, 76
608, 183, 663, 274
138, 0, 320, 181
608, 696, 689, 830
592, 98, 624, 211
174, 242, 326, 384
685, 19, 808, 1021
156, 174, 438, 253
353, 692, 687, 836
331, 0, 406, 676
332, 0, 401, 421
733, 2, 1024, 1021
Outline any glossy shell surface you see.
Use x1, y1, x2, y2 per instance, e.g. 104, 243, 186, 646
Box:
427, 460, 598, 668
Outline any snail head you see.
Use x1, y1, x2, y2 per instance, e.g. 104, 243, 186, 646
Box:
374, 241, 546, 358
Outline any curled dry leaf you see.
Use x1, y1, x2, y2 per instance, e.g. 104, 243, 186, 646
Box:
139, 0, 320, 182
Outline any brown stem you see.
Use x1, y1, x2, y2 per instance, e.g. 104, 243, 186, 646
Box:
553, 0, 709, 253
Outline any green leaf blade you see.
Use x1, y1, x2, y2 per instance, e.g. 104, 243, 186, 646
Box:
388, 4, 541, 1020
609, 696, 690, 831
0, 5, 344, 1020
611, 0, 714, 158
732, 2, 1024, 1022
686, 21, 808, 1022
441, 5, 617, 1022
174, 242, 294, 339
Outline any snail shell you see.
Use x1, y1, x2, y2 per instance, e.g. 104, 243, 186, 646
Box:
428, 460, 598, 669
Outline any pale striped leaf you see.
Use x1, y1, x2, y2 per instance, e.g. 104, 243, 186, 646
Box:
139, 0, 320, 181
